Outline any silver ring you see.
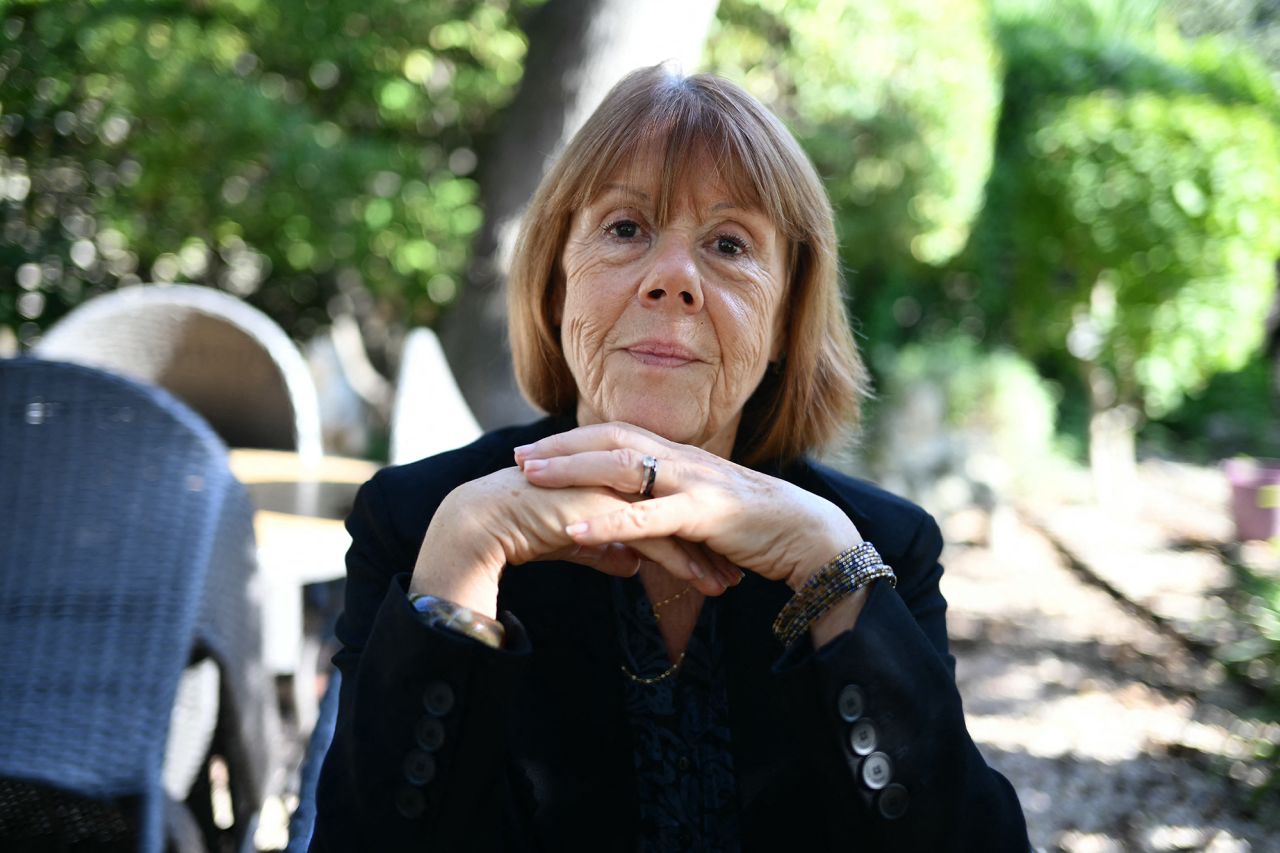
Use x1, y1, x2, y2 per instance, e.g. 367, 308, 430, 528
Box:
639, 455, 658, 498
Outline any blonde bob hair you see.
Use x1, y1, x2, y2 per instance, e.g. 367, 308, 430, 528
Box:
508, 64, 868, 465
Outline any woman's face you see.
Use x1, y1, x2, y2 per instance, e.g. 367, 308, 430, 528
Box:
557, 147, 789, 457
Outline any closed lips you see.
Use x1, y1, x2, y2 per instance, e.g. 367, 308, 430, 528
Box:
625, 342, 701, 366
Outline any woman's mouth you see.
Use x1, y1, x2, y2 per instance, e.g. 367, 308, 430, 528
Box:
625, 341, 700, 368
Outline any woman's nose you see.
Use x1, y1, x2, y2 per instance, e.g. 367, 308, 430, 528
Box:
638, 236, 703, 312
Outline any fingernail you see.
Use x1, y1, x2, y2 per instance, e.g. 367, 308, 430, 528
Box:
733, 568, 746, 586
688, 559, 706, 579
523, 459, 547, 473
718, 565, 742, 588
565, 522, 589, 536
513, 444, 532, 460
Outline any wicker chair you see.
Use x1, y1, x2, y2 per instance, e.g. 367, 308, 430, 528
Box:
34, 284, 322, 459
0, 358, 278, 853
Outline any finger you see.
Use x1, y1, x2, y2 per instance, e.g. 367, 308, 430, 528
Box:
514, 422, 668, 464
522, 448, 674, 498
701, 545, 746, 588
545, 537, 723, 595
682, 540, 739, 590
564, 494, 695, 549
630, 537, 726, 596
545, 542, 642, 578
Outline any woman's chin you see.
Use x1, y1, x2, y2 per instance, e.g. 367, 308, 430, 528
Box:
593, 401, 738, 455
634, 415, 704, 445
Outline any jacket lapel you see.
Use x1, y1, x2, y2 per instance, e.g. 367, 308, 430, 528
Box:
502, 561, 639, 850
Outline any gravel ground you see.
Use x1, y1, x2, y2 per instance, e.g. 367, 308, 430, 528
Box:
942, 506, 1278, 853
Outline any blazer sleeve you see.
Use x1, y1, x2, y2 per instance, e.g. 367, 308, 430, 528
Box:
775, 508, 1030, 852
310, 472, 535, 852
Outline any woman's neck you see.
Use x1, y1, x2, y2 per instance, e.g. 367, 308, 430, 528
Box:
638, 562, 704, 665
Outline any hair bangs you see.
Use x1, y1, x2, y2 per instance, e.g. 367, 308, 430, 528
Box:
568, 79, 775, 227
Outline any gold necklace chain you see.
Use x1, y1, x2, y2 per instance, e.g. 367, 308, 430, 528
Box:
621, 651, 686, 686
623, 584, 693, 684
650, 584, 692, 622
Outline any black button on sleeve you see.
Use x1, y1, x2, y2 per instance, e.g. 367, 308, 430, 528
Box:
836, 684, 865, 722
849, 719, 878, 756
394, 785, 425, 819
422, 680, 455, 716
415, 716, 446, 752
402, 749, 437, 786
860, 751, 893, 790
877, 783, 909, 819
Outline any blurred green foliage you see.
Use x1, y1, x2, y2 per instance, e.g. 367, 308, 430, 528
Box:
1145, 355, 1280, 461
1222, 566, 1280, 701
710, 0, 1280, 446
1218, 563, 1280, 803
3, 0, 1276, 461
0, 0, 539, 340
707, 0, 1001, 354
709, 0, 1001, 271
969, 0, 1280, 428
1169, 0, 1280, 91
988, 90, 1280, 416
870, 334, 1061, 488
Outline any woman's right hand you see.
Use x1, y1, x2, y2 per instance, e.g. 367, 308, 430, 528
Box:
407, 467, 738, 618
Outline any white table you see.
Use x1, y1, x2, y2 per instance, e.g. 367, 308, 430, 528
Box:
228, 450, 379, 678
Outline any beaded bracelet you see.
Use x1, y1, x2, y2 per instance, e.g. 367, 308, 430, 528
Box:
771, 542, 897, 646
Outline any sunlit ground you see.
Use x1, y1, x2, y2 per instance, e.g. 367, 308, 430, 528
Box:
943, 461, 1277, 852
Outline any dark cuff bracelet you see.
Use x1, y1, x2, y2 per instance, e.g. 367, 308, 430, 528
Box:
409, 593, 506, 649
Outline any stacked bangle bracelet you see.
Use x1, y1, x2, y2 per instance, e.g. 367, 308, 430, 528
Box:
772, 542, 896, 646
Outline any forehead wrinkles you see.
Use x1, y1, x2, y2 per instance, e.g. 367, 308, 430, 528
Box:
583, 127, 768, 227
652, 121, 758, 223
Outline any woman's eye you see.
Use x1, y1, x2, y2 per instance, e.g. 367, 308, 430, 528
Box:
715, 234, 747, 256
605, 219, 641, 240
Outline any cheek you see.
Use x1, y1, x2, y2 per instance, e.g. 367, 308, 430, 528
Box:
717, 291, 779, 379
561, 296, 617, 383
563, 309, 607, 359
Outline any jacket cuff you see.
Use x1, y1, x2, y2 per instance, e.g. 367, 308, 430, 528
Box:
773, 582, 1025, 848
329, 575, 531, 848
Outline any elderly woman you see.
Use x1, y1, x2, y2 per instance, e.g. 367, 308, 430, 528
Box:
313, 66, 1029, 852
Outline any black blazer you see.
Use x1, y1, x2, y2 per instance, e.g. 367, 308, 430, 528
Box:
312, 417, 1029, 852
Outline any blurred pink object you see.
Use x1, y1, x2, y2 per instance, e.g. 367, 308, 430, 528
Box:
1224, 457, 1280, 542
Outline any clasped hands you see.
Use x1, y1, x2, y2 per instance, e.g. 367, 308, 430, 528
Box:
409, 422, 862, 620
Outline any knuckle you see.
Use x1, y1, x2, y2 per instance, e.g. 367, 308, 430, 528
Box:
605, 422, 632, 446
621, 503, 650, 531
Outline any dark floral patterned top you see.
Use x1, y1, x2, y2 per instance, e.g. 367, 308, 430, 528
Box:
613, 576, 740, 853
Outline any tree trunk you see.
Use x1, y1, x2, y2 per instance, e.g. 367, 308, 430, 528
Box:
438, 0, 721, 429
1083, 362, 1140, 511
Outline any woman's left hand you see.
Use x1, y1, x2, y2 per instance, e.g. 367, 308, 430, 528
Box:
514, 422, 863, 590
